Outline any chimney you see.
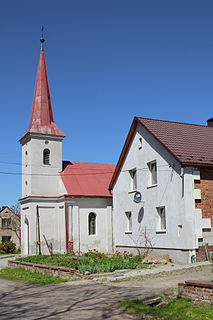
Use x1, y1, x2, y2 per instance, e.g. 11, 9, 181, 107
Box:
207, 118, 213, 127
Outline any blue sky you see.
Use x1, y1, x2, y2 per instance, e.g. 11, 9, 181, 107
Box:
1, 0, 213, 206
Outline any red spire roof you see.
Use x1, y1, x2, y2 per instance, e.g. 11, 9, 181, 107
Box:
25, 50, 65, 137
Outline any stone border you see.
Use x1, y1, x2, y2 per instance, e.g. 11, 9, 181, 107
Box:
8, 260, 81, 280
178, 280, 213, 303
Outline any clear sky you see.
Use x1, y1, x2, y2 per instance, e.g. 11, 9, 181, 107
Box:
1, 0, 213, 206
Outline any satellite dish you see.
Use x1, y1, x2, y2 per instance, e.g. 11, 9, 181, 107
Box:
134, 191, 142, 203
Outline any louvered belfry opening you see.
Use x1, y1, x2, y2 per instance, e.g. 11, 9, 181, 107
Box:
43, 149, 50, 165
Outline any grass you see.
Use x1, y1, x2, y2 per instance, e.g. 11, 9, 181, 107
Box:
116, 297, 213, 320
0, 252, 15, 255
17, 251, 147, 274
0, 268, 68, 284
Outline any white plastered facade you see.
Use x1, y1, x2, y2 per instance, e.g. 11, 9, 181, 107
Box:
112, 123, 211, 264
19, 132, 113, 256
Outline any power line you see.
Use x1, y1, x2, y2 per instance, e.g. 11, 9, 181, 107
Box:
0, 164, 172, 177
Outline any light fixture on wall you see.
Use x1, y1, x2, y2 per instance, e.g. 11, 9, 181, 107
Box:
133, 191, 144, 206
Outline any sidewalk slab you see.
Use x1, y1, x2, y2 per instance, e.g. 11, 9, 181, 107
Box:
91, 261, 211, 282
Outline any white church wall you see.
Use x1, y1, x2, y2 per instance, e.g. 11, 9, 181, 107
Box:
112, 124, 195, 264
67, 198, 113, 253
20, 198, 66, 256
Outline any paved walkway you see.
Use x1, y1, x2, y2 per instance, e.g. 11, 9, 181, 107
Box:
0, 262, 212, 319
91, 261, 211, 282
0, 255, 20, 269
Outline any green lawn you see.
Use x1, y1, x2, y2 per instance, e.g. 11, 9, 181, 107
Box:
116, 297, 213, 320
17, 251, 147, 274
0, 268, 68, 284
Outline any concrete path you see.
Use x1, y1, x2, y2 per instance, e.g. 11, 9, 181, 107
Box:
0, 263, 212, 319
91, 261, 211, 282
0, 255, 19, 269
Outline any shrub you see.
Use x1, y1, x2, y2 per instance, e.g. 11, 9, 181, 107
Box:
0, 241, 16, 253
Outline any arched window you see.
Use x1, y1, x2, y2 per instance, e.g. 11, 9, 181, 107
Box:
43, 149, 50, 165
88, 212, 96, 235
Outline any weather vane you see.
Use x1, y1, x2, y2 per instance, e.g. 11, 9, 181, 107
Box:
40, 25, 45, 51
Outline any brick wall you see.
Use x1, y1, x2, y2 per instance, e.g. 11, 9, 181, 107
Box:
178, 281, 213, 303
8, 260, 80, 280
194, 167, 213, 227
196, 245, 213, 261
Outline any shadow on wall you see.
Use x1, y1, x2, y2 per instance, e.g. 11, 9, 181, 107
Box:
138, 207, 144, 223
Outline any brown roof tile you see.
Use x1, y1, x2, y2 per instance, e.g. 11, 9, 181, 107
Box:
109, 117, 213, 190
137, 117, 213, 166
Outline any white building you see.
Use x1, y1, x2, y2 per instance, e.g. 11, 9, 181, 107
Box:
19, 38, 213, 264
109, 117, 213, 264
19, 40, 114, 256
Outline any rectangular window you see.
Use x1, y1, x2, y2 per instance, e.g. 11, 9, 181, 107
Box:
125, 211, 132, 233
148, 161, 157, 186
2, 236, 11, 242
156, 207, 166, 231
1, 218, 11, 229
129, 169, 137, 192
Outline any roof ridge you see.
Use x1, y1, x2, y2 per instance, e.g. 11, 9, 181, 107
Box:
136, 116, 208, 128
62, 160, 115, 166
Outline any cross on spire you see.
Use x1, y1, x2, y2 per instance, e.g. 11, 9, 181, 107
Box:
40, 25, 45, 51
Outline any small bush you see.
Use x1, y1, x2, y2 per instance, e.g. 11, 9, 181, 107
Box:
0, 241, 16, 253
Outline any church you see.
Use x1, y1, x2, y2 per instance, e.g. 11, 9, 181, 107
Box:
20, 36, 213, 264
19, 37, 115, 256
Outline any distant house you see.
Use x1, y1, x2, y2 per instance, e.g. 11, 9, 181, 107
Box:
109, 117, 213, 264
0, 206, 20, 249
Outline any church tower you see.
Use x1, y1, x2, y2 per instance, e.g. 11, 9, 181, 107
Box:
19, 35, 65, 198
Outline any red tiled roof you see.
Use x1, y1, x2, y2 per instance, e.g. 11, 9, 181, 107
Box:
109, 117, 213, 190
60, 161, 115, 197
23, 50, 65, 138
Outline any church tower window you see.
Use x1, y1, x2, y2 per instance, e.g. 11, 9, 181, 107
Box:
43, 149, 50, 165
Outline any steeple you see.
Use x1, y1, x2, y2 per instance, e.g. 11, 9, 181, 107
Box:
24, 34, 65, 137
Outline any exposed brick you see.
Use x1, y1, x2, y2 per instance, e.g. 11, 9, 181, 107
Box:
8, 260, 78, 279
195, 167, 213, 227
178, 281, 213, 303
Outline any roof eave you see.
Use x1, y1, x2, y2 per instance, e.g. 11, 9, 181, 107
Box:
181, 161, 213, 168
109, 117, 138, 190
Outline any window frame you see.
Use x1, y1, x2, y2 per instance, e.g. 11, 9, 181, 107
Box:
147, 160, 157, 187
88, 212, 96, 236
156, 206, 166, 233
125, 211, 132, 234
1, 218, 12, 229
43, 149, 50, 165
129, 168, 137, 192
2, 236, 11, 242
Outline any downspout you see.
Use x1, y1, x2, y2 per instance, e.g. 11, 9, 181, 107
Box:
36, 205, 41, 255
64, 197, 68, 253
78, 206, 80, 253
27, 222, 30, 256
24, 216, 30, 256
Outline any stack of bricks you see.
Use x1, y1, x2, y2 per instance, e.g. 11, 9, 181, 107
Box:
196, 244, 213, 261
194, 167, 213, 227
178, 281, 213, 303
196, 245, 207, 261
